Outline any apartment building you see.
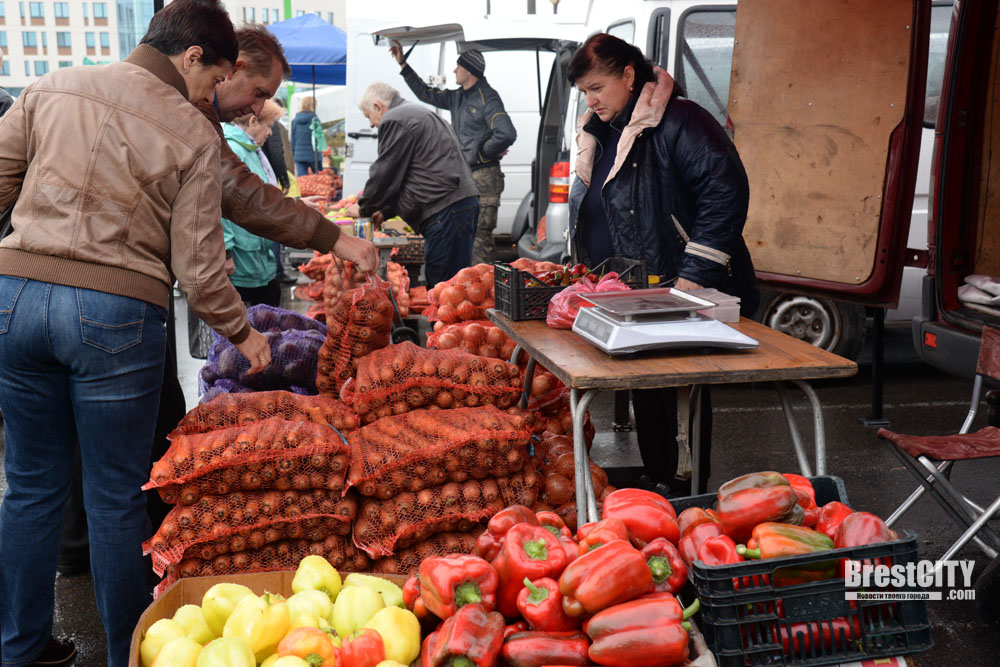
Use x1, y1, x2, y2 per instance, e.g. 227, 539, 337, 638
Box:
222, 1, 345, 30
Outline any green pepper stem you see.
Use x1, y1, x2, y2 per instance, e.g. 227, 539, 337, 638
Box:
448, 657, 476, 667
647, 555, 673, 584
523, 577, 549, 605
736, 545, 761, 559
523, 538, 548, 561
683, 598, 700, 620
681, 621, 691, 632
305, 655, 324, 667
454, 581, 483, 607
543, 525, 561, 537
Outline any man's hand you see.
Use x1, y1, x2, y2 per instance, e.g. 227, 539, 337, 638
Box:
334, 233, 379, 274
345, 203, 361, 218
233, 328, 271, 375
390, 41, 405, 65
224, 257, 235, 276
301, 195, 328, 211
674, 278, 704, 292
371, 210, 385, 230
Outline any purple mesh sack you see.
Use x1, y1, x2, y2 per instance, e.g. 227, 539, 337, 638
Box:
199, 329, 325, 396
247, 304, 327, 335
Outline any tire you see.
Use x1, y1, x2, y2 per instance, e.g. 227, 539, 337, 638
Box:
754, 290, 867, 360
975, 553, 1000, 630
391, 326, 420, 345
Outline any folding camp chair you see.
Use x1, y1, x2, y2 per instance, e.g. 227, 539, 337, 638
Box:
878, 324, 1000, 572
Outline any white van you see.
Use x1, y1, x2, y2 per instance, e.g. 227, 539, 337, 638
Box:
342, 11, 584, 242
517, 0, 952, 359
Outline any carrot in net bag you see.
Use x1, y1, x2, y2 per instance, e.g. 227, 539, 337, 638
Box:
143, 489, 359, 576
386, 262, 411, 318
316, 276, 394, 397
144, 417, 350, 505
352, 467, 540, 558
422, 264, 495, 323
322, 258, 366, 315
371, 530, 480, 577
346, 405, 531, 498
342, 342, 523, 424
169, 390, 359, 439
299, 251, 334, 281
155, 534, 370, 598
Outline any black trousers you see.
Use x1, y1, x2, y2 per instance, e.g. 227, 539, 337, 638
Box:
234, 278, 282, 308
631, 386, 713, 495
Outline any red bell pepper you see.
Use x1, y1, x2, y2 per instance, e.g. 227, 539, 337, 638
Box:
403, 575, 434, 622
641, 538, 688, 595
815, 501, 854, 540
420, 632, 438, 667
430, 603, 505, 667
475, 505, 539, 562
697, 535, 744, 566
419, 554, 499, 619
559, 539, 653, 617
834, 511, 899, 548
575, 521, 596, 542
576, 517, 630, 555
677, 507, 721, 537
678, 522, 726, 566
339, 629, 385, 667
783, 473, 820, 526
601, 488, 680, 547
504, 621, 529, 640
717, 472, 805, 543
501, 631, 591, 667
738, 522, 836, 587
558, 535, 580, 565
517, 577, 581, 632
583, 595, 700, 667
494, 523, 569, 618
773, 616, 863, 654
536, 511, 574, 539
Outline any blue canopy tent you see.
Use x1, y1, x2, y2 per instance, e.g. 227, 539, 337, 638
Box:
267, 14, 347, 86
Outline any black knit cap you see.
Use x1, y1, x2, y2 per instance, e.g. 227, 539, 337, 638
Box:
456, 49, 485, 78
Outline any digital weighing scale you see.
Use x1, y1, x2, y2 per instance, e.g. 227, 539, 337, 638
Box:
571, 288, 759, 355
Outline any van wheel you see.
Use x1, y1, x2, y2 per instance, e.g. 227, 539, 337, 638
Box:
755, 291, 866, 360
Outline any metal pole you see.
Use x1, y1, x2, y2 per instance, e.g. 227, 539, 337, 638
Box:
860, 307, 890, 427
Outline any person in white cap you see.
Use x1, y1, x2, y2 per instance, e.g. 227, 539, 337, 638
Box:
391, 43, 516, 265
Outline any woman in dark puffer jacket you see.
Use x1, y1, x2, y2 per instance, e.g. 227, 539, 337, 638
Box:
567, 33, 759, 496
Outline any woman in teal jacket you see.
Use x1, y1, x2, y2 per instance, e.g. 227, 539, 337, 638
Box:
223, 100, 285, 306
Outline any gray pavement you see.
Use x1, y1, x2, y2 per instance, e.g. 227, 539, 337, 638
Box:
3, 315, 1000, 665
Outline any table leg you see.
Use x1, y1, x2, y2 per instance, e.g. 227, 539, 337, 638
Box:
509, 345, 537, 410
773, 380, 827, 476
689, 385, 703, 494
571, 388, 601, 527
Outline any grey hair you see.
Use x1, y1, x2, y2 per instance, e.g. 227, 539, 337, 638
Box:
359, 82, 398, 113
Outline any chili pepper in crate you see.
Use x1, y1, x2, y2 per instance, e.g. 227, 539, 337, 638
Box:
815, 501, 854, 540
418, 554, 499, 619
475, 505, 539, 562
717, 471, 804, 543
501, 631, 591, 667
641, 538, 687, 595
495, 523, 569, 617
773, 615, 864, 654
677, 507, 721, 538
536, 511, 574, 540
834, 511, 898, 548
576, 517, 630, 554
429, 603, 505, 667
737, 522, 837, 587
783, 473, 820, 526
678, 522, 726, 566
583, 595, 700, 667
601, 488, 680, 547
559, 540, 653, 617
517, 577, 581, 632
505, 621, 530, 640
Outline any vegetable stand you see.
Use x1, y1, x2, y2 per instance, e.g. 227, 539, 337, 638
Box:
486, 311, 858, 528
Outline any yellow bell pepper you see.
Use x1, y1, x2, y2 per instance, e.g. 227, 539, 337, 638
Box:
173, 605, 215, 645
289, 613, 321, 630
332, 585, 385, 640
261, 655, 280, 667
140, 618, 187, 667
343, 573, 405, 609
222, 593, 290, 664
201, 583, 255, 637
151, 636, 202, 667
287, 590, 335, 624
195, 637, 255, 667
273, 658, 310, 667
292, 555, 342, 602
374, 662, 408, 667
363, 607, 420, 665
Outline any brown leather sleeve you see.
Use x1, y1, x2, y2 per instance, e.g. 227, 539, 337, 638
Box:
194, 100, 341, 254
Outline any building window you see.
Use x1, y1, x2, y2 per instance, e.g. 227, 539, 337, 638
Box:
34, 60, 47, 75
24, 61, 29, 76
85, 32, 94, 48
54, 2, 68, 19
19, 2, 24, 19
272, 8, 280, 23
0, 31, 5, 47
0, 3, 5, 19
28, 1, 41, 18
83, 3, 87, 19
56, 31, 69, 47
22, 31, 35, 47
328, 12, 334, 24
0, 61, 9, 76
93, 2, 106, 19
58, 60, 71, 68
248, 7, 254, 21
40, 30, 45, 47
99, 32, 108, 48
295, 10, 304, 17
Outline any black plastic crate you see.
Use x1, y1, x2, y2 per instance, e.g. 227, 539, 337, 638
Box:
493, 256, 649, 321
394, 234, 425, 264
670, 476, 931, 665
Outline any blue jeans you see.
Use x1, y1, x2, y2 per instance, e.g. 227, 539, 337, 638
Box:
0, 278, 166, 667
421, 196, 480, 288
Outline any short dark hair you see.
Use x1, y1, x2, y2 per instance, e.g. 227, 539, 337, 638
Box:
140, 0, 238, 67
237, 24, 291, 78
568, 33, 655, 88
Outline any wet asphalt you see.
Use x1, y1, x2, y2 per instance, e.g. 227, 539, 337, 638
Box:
2, 293, 999, 665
